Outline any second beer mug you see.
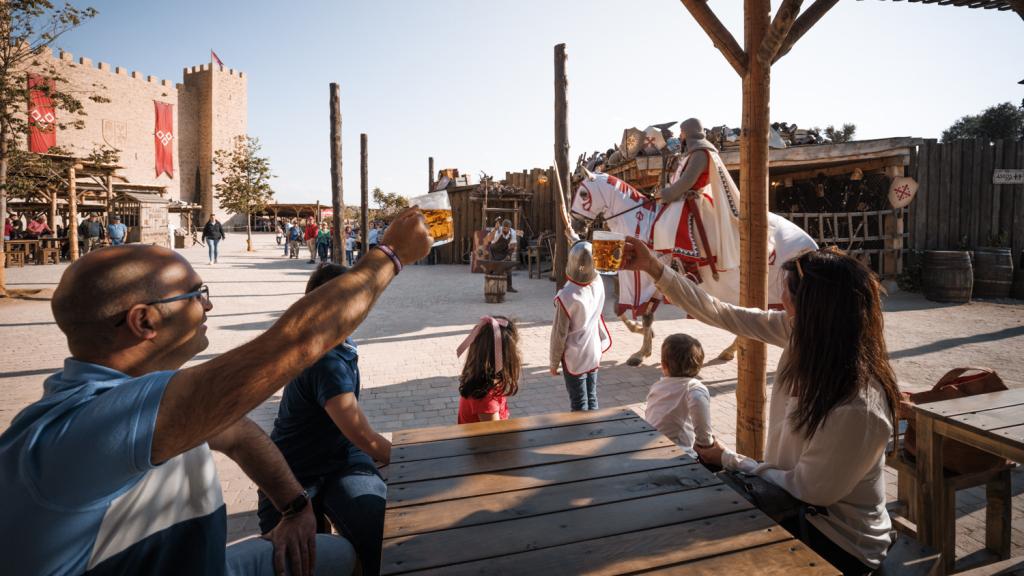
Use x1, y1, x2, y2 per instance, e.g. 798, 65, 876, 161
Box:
409, 191, 453, 246
592, 230, 625, 275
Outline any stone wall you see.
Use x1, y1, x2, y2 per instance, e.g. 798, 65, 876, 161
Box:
24, 50, 248, 227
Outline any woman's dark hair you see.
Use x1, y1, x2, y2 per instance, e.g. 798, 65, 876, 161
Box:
459, 316, 521, 400
779, 247, 900, 442
662, 333, 704, 378
306, 263, 348, 294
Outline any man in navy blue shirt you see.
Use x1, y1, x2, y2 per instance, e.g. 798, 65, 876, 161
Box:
0, 208, 432, 575
259, 264, 391, 575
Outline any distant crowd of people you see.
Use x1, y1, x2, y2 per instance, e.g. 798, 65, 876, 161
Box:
274, 217, 388, 265
5, 212, 129, 259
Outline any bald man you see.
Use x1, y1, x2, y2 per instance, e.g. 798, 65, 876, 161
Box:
0, 207, 433, 576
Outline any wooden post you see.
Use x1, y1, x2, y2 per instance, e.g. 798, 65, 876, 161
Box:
360, 133, 369, 263
105, 174, 113, 225
49, 187, 57, 231
554, 43, 570, 289
329, 83, 345, 265
428, 156, 435, 192
68, 165, 79, 261
735, 0, 772, 459
361, 141, 369, 263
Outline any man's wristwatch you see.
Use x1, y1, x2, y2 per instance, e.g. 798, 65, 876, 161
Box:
281, 490, 309, 517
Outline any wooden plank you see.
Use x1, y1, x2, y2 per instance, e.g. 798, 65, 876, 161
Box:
1000, 140, 1017, 249
642, 540, 837, 575
938, 140, 951, 249
958, 140, 972, 249
391, 415, 654, 463
388, 445, 691, 508
951, 140, 963, 247
380, 484, 754, 574
392, 407, 637, 445
917, 140, 933, 250
915, 388, 1024, 419
970, 138, 985, 249
1016, 143, 1024, 258
403, 509, 791, 576
993, 140, 1004, 241
979, 140, 994, 246
951, 404, 1024, 432
387, 430, 671, 484
384, 461, 717, 539
933, 419, 1024, 469
927, 139, 942, 249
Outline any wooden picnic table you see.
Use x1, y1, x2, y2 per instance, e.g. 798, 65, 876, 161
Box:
914, 388, 1024, 573
381, 407, 838, 575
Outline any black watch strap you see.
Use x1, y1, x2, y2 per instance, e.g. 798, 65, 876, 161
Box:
281, 489, 309, 516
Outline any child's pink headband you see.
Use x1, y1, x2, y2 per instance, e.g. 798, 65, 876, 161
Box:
456, 316, 510, 373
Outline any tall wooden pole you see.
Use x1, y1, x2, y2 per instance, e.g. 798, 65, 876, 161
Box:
736, 0, 772, 459
361, 133, 369, 262
49, 188, 57, 231
329, 83, 345, 265
553, 43, 570, 289
68, 165, 79, 261
428, 156, 435, 192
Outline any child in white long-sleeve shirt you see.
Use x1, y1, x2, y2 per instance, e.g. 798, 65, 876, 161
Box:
644, 333, 715, 458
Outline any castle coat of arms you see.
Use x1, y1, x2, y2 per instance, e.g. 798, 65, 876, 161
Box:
102, 119, 127, 150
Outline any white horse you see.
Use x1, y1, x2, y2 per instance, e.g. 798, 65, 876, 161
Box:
568, 168, 817, 365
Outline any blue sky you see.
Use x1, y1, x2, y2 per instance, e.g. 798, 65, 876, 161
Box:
60, 1, 1023, 205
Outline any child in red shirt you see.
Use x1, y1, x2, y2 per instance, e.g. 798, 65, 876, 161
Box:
455, 315, 522, 424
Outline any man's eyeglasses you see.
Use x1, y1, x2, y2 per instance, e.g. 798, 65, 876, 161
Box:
114, 285, 210, 326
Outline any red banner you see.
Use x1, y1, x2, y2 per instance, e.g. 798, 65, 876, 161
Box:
154, 101, 174, 177
28, 75, 56, 153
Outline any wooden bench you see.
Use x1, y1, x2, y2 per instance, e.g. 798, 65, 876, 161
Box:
4, 250, 25, 267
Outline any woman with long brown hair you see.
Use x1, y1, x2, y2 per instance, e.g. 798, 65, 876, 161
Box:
621, 237, 900, 575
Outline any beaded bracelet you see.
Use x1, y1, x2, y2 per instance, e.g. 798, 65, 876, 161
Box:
374, 244, 403, 274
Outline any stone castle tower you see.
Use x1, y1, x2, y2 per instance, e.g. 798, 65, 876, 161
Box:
26, 49, 248, 224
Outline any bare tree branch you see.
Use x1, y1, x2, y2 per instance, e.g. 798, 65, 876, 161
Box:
757, 0, 803, 67
771, 0, 838, 65
678, 0, 748, 77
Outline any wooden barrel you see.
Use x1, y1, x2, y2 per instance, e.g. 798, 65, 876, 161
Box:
1012, 250, 1024, 300
973, 247, 1013, 299
922, 251, 972, 304
484, 273, 507, 304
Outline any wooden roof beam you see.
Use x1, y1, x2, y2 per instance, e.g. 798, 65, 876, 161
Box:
1011, 0, 1024, 19
772, 0, 839, 64
679, 0, 748, 77
758, 0, 804, 67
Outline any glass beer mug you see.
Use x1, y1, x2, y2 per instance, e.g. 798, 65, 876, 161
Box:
592, 230, 625, 275
409, 191, 454, 246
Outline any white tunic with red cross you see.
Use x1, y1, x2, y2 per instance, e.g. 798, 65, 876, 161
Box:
555, 279, 612, 376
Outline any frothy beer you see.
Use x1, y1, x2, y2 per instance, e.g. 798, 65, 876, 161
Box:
409, 191, 454, 246
422, 209, 453, 243
592, 231, 625, 274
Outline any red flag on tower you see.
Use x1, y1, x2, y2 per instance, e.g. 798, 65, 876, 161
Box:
211, 50, 224, 71
28, 75, 56, 153
154, 101, 174, 178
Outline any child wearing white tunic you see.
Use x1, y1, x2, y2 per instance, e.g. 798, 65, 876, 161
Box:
644, 334, 715, 458
550, 276, 611, 411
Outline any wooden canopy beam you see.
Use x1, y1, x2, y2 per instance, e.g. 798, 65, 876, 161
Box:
772, 0, 839, 64
758, 0, 804, 66
679, 0, 749, 77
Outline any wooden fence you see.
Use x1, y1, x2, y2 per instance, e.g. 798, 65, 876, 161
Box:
433, 167, 557, 265
909, 138, 1024, 257
785, 208, 909, 278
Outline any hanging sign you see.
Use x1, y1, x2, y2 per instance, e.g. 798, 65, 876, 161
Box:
888, 176, 918, 209
154, 101, 174, 178
993, 169, 1024, 185
28, 75, 56, 153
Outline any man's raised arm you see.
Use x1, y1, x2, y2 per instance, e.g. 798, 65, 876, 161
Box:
152, 207, 432, 463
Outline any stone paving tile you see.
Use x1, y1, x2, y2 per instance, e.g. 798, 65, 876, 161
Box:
2, 233, 1024, 559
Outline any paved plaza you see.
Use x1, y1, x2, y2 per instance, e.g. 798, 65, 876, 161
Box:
2, 234, 1024, 563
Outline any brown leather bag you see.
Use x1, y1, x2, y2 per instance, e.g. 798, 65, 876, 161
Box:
901, 367, 1011, 475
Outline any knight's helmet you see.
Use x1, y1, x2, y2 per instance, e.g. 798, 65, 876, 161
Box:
566, 240, 597, 284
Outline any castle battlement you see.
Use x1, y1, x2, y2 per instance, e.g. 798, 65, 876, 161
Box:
42, 47, 244, 87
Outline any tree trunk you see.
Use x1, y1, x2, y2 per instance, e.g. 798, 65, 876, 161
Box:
247, 211, 253, 252
359, 133, 370, 266
329, 83, 344, 265
0, 124, 8, 297
553, 43, 570, 288
428, 156, 434, 192
737, 0, 771, 460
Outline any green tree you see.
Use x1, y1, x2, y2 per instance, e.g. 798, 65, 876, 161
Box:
942, 101, 1024, 142
212, 135, 275, 252
823, 123, 856, 144
0, 1, 100, 297
371, 186, 408, 221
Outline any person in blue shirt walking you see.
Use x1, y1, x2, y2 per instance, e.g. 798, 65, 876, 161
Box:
0, 208, 433, 576
107, 214, 127, 245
